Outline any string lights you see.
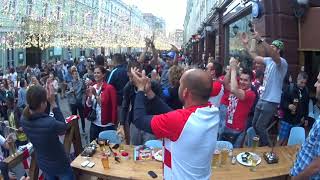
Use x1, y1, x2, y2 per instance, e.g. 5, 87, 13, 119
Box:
0, 0, 171, 51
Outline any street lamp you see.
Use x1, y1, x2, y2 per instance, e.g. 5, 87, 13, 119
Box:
292, 0, 309, 18
232, 24, 239, 36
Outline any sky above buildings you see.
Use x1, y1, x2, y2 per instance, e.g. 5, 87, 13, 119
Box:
123, 0, 187, 32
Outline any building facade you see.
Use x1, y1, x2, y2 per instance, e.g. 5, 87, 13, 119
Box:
169, 29, 184, 48
0, 0, 160, 69
183, 0, 320, 84
143, 13, 166, 35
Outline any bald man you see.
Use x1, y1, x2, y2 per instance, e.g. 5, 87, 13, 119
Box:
131, 68, 219, 179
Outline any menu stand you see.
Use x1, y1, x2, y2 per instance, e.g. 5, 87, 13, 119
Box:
63, 115, 83, 157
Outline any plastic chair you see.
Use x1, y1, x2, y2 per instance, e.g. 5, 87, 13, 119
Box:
246, 127, 256, 147
98, 130, 122, 144
287, 127, 305, 146
216, 141, 233, 150
144, 140, 162, 149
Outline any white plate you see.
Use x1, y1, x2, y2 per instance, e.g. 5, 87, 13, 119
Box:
153, 150, 163, 162
236, 152, 261, 167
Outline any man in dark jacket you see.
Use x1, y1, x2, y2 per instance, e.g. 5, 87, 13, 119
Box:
21, 85, 73, 179
107, 54, 129, 105
117, 61, 162, 145
278, 72, 309, 145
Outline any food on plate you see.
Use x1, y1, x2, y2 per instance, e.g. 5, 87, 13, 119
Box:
241, 152, 252, 163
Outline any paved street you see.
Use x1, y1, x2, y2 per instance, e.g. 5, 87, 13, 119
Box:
58, 95, 91, 148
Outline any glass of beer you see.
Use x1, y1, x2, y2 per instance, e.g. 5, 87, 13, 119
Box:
220, 148, 229, 166
250, 155, 259, 172
101, 156, 109, 169
98, 139, 105, 152
292, 98, 299, 115
212, 150, 221, 168
252, 135, 260, 152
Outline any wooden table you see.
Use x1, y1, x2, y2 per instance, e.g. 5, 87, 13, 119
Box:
212, 145, 299, 180
71, 144, 163, 179
71, 145, 299, 180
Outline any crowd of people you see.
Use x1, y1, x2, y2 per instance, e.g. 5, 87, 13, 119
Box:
0, 30, 318, 179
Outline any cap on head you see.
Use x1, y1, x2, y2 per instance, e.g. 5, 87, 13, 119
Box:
166, 51, 176, 60
271, 40, 284, 51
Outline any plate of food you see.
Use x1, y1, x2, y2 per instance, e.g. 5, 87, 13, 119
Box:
236, 152, 261, 167
153, 149, 163, 162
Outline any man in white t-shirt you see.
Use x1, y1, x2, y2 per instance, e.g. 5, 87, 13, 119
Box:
242, 31, 288, 146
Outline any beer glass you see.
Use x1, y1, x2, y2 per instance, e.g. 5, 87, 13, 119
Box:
101, 156, 110, 169
250, 155, 259, 172
98, 139, 105, 152
212, 150, 221, 168
220, 148, 229, 166
252, 135, 260, 152
292, 98, 299, 115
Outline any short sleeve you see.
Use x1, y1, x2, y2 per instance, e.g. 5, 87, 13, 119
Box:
210, 81, 222, 97
263, 57, 272, 65
280, 58, 288, 76
150, 110, 188, 141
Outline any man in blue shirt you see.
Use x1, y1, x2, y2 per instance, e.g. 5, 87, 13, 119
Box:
290, 72, 320, 180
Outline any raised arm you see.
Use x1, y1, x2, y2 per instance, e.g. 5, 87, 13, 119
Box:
149, 43, 159, 67
138, 46, 148, 64
229, 58, 246, 100
222, 66, 231, 91
253, 32, 281, 64
241, 32, 264, 65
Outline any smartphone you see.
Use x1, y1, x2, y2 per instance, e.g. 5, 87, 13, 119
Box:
81, 160, 90, 167
87, 162, 95, 168
148, 171, 158, 178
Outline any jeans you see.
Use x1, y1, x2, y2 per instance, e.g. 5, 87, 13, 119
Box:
70, 103, 85, 132
90, 123, 115, 142
218, 104, 228, 138
43, 167, 74, 180
220, 127, 245, 148
252, 100, 278, 146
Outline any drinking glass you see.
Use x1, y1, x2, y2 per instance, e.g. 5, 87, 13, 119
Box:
250, 155, 259, 172
98, 140, 105, 152
252, 135, 260, 152
212, 150, 221, 168
101, 156, 109, 169
220, 148, 229, 166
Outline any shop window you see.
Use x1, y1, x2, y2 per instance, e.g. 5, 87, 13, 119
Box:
227, 13, 252, 69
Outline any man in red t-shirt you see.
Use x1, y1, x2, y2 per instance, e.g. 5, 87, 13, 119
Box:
220, 58, 256, 147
